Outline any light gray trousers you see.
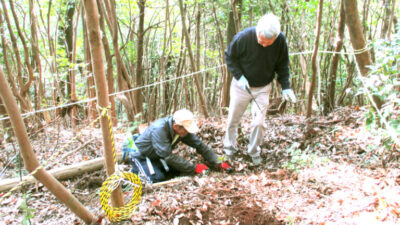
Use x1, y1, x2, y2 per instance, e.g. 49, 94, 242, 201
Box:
224, 78, 271, 158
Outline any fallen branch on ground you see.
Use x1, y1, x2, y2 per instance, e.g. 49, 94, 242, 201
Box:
0, 152, 123, 192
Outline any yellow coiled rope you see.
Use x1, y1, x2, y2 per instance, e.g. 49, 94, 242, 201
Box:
99, 172, 142, 221
98, 106, 142, 222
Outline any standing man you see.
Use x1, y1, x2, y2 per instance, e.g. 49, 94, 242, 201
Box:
125, 109, 232, 183
224, 13, 296, 165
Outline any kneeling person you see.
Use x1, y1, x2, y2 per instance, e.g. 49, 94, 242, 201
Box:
127, 109, 231, 183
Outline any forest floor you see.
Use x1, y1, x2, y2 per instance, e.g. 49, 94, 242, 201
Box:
0, 106, 399, 225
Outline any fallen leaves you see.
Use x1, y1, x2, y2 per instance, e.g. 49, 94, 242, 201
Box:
1, 107, 399, 224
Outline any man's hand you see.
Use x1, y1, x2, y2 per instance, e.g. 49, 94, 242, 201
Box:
195, 164, 209, 174
219, 162, 233, 172
237, 75, 249, 91
282, 89, 297, 103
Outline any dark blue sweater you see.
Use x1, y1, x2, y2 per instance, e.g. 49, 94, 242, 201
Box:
225, 27, 290, 89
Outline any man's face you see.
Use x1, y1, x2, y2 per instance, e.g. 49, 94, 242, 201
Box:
257, 34, 276, 47
174, 125, 189, 137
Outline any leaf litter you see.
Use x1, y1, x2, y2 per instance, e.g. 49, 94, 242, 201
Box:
0, 106, 399, 224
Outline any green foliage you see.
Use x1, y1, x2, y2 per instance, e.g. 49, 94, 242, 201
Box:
286, 215, 296, 225
283, 143, 330, 172
0, 0, 397, 123
361, 29, 400, 151
19, 193, 36, 225
130, 120, 141, 134
55, 46, 69, 69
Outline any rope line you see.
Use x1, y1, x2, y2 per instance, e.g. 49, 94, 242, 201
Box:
0, 45, 372, 123
289, 45, 372, 56
0, 65, 224, 122
97, 105, 117, 165
0, 166, 43, 201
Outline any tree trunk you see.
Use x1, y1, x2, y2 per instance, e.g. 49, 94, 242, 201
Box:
196, 3, 201, 72
82, 10, 97, 125
83, 0, 124, 207
381, 0, 396, 39
211, 3, 228, 115
231, 0, 242, 33
222, 0, 242, 109
196, 4, 203, 106
0, 11, 29, 112
0, 0, 31, 113
324, 0, 345, 114
72, 3, 83, 130
298, 9, 309, 113
8, 0, 35, 101
66, 1, 81, 132
178, 0, 209, 117
0, 97, 12, 142
386, 0, 396, 40
29, 0, 51, 123
155, 0, 169, 120
97, 0, 117, 126
337, 62, 356, 106
306, 0, 324, 118
343, 0, 373, 77
381, 0, 392, 38
46, 1, 63, 118
103, 0, 136, 122
169, 31, 186, 114
0, 67, 96, 224
361, 0, 370, 36
135, 0, 146, 118
64, 0, 76, 101
343, 0, 382, 109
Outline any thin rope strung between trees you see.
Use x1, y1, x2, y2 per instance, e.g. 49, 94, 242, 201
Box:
0, 45, 373, 122
0, 65, 224, 122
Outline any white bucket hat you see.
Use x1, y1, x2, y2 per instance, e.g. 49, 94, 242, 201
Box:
173, 109, 199, 133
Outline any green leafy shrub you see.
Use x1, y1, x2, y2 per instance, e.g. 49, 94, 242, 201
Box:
362, 28, 400, 151
283, 143, 329, 172
19, 193, 36, 225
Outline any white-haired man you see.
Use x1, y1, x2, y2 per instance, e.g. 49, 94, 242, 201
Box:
125, 109, 232, 183
224, 13, 296, 165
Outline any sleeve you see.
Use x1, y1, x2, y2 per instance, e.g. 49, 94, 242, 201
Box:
181, 134, 219, 169
152, 127, 197, 173
225, 33, 245, 80
275, 34, 291, 90
164, 154, 196, 174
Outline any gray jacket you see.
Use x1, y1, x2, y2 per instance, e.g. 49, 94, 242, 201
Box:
134, 116, 219, 174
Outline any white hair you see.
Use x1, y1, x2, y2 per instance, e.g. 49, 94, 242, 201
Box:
256, 13, 281, 39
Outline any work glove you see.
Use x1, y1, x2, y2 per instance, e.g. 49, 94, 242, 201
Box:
282, 89, 297, 103
237, 75, 249, 91
219, 162, 233, 172
195, 163, 209, 174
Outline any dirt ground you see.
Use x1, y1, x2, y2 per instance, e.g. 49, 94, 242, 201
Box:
0, 107, 399, 224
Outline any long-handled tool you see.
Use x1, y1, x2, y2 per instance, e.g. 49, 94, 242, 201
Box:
245, 86, 262, 111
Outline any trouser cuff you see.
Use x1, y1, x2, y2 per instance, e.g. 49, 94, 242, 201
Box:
224, 146, 238, 156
